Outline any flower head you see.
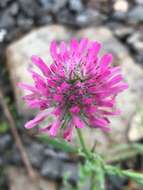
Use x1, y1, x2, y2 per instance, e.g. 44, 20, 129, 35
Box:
18, 38, 128, 141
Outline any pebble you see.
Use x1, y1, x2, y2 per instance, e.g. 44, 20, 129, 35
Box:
39, 0, 67, 13
36, 14, 53, 26
0, 29, 7, 42
17, 15, 33, 32
76, 9, 105, 27
7, 2, 19, 16
44, 148, 58, 158
26, 142, 44, 168
107, 175, 127, 190
113, 0, 129, 12
113, 11, 127, 21
41, 158, 62, 180
10, 145, 22, 165
57, 9, 76, 25
61, 162, 79, 184
113, 25, 134, 39
0, 134, 12, 152
136, 53, 143, 64
69, 0, 84, 12
127, 31, 143, 53
0, 157, 3, 166
0, 12, 15, 29
0, 0, 12, 8
136, 0, 143, 5
128, 5, 143, 22
18, 0, 39, 18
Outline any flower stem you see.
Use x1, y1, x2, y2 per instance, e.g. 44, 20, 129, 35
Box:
76, 128, 105, 190
76, 128, 90, 158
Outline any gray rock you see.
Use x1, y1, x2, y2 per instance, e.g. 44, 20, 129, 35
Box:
113, 11, 127, 21
5, 28, 21, 42
62, 162, 78, 184
41, 158, 62, 179
26, 142, 44, 168
44, 148, 70, 161
36, 14, 53, 25
0, 29, 7, 42
18, 0, 39, 18
136, 0, 143, 4
113, 25, 134, 39
10, 145, 22, 165
69, 0, 84, 12
136, 52, 143, 64
57, 9, 76, 26
128, 6, 143, 22
56, 152, 70, 161
7, 2, 19, 16
44, 148, 58, 158
127, 31, 143, 53
0, 157, 3, 166
76, 9, 105, 27
58, 186, 66, 190
0, 134, 12, 152
39, 0, 67, 12
0, 0, 12, 8
17, 15, 33, 32
0, 12, 15, 29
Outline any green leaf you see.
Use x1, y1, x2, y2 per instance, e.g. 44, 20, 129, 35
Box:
104, 164, 143, 187
37, 134, 78, 153
0, 122, 9, 134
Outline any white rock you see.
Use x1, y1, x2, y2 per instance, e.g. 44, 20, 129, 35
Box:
128, 112, 143, 141
77, 26, 143, 147
6, 25, 70, 115
127, 32, 143, 52
114, 0, 129, 12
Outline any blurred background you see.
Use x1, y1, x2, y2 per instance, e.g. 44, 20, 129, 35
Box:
0, 0, 143, 189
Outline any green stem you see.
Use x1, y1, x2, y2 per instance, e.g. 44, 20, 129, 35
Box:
90, 174, 98, 190
76, 128, 90, 158
104, 165, 143, 186
76, 128, 105, 190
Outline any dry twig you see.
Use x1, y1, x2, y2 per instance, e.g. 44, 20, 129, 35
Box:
0, 87, 37, 182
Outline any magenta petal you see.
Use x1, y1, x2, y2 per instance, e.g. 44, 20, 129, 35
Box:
25, 111, 48, 129
72, 115, 85, 128
52, 107, 62, 116
63, 127, 73, 141
78, 38, 88, 53
50, 40, 58, 58
39, 125, 51, 133
49, 120, 61, 136
18, 83, 37, 92
31, 55, 50, 76
90, 41, 101, 55
60, 41, 67, 54
70, 38, 79, 53
70, 106, 80, 114
100, 53, 113, 72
